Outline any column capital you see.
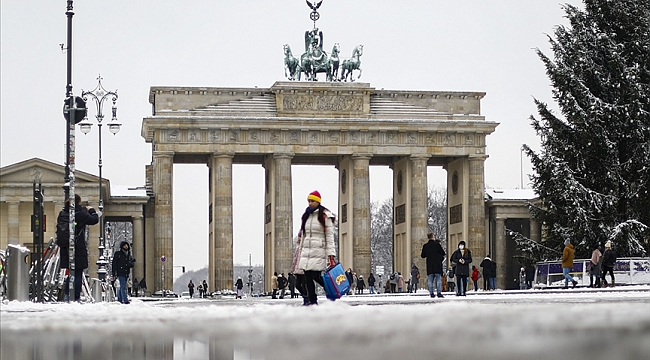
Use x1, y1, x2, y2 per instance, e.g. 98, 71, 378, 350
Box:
153, 150, 175, 158
273, 152, 295, 159
212, 152, 235, 159
132, 214, 144, 220
468, 154, 489, 162
351, 153, 373, 160
409, 154, 431, 161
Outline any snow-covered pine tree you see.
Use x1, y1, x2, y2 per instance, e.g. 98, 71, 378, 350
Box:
523, 0, 650, 260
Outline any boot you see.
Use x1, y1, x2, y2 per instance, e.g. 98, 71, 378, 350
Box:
572, 280, 578, 289
610, 279, 615, 287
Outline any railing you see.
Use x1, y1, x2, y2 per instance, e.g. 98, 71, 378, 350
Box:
534, 257, 650, 288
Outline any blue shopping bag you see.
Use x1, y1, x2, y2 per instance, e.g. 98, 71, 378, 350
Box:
322, 263, 350, 300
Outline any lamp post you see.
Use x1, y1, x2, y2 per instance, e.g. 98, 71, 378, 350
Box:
79, 75, 121, 281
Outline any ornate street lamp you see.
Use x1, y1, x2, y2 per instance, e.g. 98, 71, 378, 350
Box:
79, 75, 121, 281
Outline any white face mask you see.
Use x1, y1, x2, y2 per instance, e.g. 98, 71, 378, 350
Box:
459, 245, 465, 250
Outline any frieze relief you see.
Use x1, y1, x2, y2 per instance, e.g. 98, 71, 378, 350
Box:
282, 94, 363, 112
159, 128, 473, 148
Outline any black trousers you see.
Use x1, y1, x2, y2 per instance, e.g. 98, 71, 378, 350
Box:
304, 270, 324, 304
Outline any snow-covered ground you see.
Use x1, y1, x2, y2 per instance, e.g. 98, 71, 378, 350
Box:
2, 287, 649, 360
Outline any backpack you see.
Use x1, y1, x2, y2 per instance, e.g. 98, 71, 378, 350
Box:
389, 273, 395, 281
56, 210, 70, 247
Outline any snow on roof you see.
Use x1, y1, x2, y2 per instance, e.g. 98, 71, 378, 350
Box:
486, 188, 537, 201
111, 185, 148, 198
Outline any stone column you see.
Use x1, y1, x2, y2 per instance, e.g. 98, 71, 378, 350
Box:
7, 201, 20, 245
351, 154, 371, 278
530, 219, 540, 243
211, 153, 234, 291
495, 218, 506, 290
153, 151, 174, 292
132, 214, 144, 282
468, 155, 487, 261
273, 153, 293, 275
410, 155, 429, 289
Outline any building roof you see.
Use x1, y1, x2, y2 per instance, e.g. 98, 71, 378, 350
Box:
485, 188, 538, 201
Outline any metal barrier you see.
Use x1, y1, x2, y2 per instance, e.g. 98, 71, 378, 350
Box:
534, 257, 650, 288
6, 244, 31, 301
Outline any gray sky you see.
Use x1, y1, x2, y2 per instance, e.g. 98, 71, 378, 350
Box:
1, 0, 580, 275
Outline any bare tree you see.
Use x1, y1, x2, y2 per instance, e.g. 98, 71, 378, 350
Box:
371, 198, 393, 279
427, 185, 447, 253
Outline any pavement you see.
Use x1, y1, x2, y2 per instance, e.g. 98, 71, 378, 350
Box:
1, 286, 649, 360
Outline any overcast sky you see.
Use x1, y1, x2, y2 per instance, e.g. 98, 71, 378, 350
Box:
1, 1, 581, 274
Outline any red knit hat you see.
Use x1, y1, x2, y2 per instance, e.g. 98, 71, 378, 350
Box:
307, 190, 321, 203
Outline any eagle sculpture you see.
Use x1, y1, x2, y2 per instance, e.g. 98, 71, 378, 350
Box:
306, 0, 323, 11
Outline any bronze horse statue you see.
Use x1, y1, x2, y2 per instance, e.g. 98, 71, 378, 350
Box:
283, 44, 301, 81
340, 44, 363, 82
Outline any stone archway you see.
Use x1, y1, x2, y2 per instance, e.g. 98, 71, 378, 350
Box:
142, 81, 497, 292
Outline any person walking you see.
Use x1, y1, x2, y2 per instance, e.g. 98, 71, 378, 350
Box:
57, 194, 100, 302
132, 277, 139, 297
397, 271, 404, 294
350, 272, 358, 295
188, 279, 195, 298
235, 277, 244, 299
112, 241, 135, 304
271, 272, 278, 299
480, 255, 496, 290
357, 275, 365, 294
601, 241, 617, 287
421, 232, 446, 298
410, 264, 420, 293
296, 190, 337, 306
450, 240, 472, 296
139, 278, 147, 297
202, 280, 209, 298
518, 267, 527, 290
471, 266, 481, 291
389, 272, 398, 293
589, 245, 602, 288
345, 268, 354, 295
278, 273, 287, 299
288, 273, 297, 298
197, 282, 204, 298
368, 273, 376, 294
562, 238, 578, 289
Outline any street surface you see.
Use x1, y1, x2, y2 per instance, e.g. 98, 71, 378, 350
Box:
1, 287, 649, 360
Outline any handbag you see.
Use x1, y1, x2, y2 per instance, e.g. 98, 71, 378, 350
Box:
322, 263, 350, 300
290, 237, 304, 275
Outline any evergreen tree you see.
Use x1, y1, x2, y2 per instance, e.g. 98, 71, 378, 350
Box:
523, 0, 650, 261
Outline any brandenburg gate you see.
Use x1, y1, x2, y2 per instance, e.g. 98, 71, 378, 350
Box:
141, 81, 497, 292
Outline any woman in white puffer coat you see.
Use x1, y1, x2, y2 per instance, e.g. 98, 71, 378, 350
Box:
297, 190, 337, 305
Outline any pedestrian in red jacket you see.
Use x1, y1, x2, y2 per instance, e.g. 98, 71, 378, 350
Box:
471, 266, 480, 292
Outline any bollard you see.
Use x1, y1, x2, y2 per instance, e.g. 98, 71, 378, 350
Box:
92, 278, 102, 303
105, 283, 115, 302
6, 244, 31, 301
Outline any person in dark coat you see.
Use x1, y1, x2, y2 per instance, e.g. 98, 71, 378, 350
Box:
357, 275, 366, 294
450, 240, 472, 296
139, 278, 147, 296
288, 273, 297, 298
112, 241, 135, 304
368, 273, 376, 294
410, 264, 420, 293
132, 277, 139, 297
202, 280, 209, 298
188, 280, 195, 298
235, 277, 244, 299
58, 194, 99, 302
601, 241, 617, 287
421, 232, 446, 298
480, 255, 496, 290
